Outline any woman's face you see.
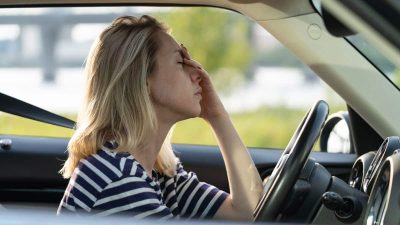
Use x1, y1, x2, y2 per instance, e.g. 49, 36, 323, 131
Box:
148, 31, 202, 124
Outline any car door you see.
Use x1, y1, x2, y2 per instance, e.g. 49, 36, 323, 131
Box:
0, 122, 357, 206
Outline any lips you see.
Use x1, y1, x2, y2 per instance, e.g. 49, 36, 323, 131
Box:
194, 89, 202, 101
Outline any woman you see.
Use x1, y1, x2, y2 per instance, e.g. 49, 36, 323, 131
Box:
58, 15, 263, 220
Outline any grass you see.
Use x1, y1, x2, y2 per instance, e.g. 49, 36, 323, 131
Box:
0, 105, 345, 149
173, 107, 307, 148
0, 113, 76, 137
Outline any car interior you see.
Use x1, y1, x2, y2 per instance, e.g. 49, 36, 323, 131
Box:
0, 0, 400, 224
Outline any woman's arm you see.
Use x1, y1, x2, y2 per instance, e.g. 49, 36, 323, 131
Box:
182, 52, 263, 220
208, 113, 263, 220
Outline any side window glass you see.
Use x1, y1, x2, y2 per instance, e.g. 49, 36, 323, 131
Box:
0, 9, 88, 137
0, 113, 74, 137
0, 7, 346, 149
167, 8, 346, 151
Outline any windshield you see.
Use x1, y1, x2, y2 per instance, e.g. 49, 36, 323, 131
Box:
310, 0, 400, 90
346, 35, 400, 90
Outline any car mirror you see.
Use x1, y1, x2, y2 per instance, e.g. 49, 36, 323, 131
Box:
312, 0, 356, 37
320, 111, 354, 154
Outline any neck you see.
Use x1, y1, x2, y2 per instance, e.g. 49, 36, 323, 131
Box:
130, 121, 172, 178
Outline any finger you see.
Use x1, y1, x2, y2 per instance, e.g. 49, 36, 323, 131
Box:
192, 66, 211, 83
197, 68, 210, 80
184, 60, 209, 82
182, 50, 191, 60
183, 58, 203, 70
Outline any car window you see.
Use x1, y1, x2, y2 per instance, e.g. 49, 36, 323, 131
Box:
346, 35, 400, 90
311, 0, 400, 92
0, 6, 345, 150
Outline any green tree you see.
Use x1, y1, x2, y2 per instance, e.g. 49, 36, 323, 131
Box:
157, 8, 253, 93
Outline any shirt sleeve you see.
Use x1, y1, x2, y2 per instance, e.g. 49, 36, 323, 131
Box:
174, 164, 228, 219
92, 176, 173, 220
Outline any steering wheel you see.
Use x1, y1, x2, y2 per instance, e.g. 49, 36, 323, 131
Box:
253, 100, 329, 222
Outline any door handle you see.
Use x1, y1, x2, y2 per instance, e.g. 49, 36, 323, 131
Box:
0, 138, 12, 150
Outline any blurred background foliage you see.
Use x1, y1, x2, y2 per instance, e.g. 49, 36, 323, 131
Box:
158, 8, 253, 94
173, 107, 305, 148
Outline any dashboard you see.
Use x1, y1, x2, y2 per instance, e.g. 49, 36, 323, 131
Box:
348, 136, 400, 225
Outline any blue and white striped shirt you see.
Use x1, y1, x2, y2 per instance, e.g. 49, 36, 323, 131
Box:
58, 145, 228, 219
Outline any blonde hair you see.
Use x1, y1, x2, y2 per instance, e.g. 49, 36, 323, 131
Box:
60, 15, 178, 178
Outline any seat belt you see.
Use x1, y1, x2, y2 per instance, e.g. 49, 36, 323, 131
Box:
0, 92, 75, 129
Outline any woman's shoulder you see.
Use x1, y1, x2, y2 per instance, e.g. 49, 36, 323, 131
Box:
66, 149, 151, 202
61, 146, 165, 215
158, 162, 193, 183
73, 150, 118, 185
75, 147, 138, 183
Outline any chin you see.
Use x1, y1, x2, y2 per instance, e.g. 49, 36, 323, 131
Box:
194, 105, 202, 117
188, 105, 202, 118
185, 102, 201, 117
188, 109, 201, 119
175, 107, 201, 122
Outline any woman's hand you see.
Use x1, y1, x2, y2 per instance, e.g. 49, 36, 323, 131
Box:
181, 45, 227, 122
181, 45, 263, 220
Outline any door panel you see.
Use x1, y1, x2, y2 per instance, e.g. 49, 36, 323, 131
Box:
175, 145, 357, 192
0, 135, 357, 206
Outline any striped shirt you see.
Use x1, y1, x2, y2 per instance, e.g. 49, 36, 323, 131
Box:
57, 145, 228, 219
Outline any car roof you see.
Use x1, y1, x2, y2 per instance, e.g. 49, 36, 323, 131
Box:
0, 0, 313, 21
